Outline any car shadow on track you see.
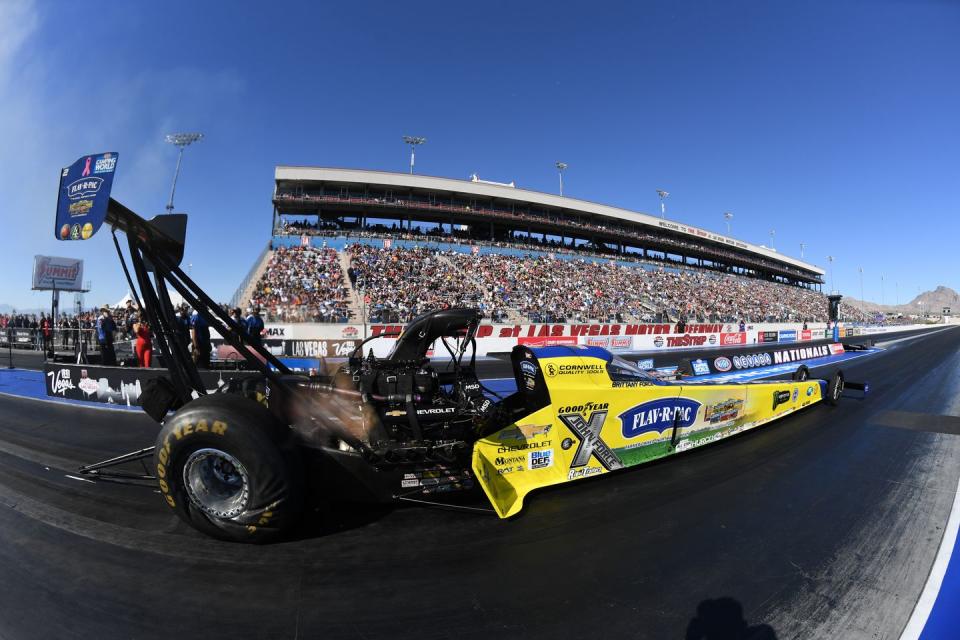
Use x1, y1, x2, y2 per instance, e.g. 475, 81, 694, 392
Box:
684, 597, 777, 640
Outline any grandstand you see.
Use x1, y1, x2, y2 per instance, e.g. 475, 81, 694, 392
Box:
230, 167, 858, 325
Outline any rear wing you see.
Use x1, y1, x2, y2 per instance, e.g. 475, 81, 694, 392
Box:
53, 152, 290, 414
54, 152, 186, 266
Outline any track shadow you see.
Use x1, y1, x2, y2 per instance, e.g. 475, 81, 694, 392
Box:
685, 597, 777, 640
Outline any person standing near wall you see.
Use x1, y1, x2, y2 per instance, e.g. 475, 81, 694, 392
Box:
132, 307, 152, 368
96, 306, 117, 366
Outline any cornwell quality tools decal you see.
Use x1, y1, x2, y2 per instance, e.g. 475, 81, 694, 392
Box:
557, 404, 623, 479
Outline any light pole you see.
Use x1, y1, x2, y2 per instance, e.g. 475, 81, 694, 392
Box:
881, 274, 885, 308
896, 281, 899, 306
164, 132, 203, 212
556, 162, 567, 196
800, 242, 806, 260
656, 190, 669, 219
827, 255, 835, 294
858, 266, 864, 316
724, 212, 733, 235
403, 136, 426, 174
769, 229, 776, 250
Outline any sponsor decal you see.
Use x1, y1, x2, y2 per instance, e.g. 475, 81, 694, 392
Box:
721, 332, 747, 345
800, 329, 813, 341
714, 356, 733, 372
495, 454, 525, 467
779, 330, 797, 343
557, 402, 609, 415
806, 385, 814, 397
708, 334, 718, 345
558, 409, 623, 475
561, 437, 574, 450
636, 358, 654, 370
544, 362, 605, 377
66, 176, 104, 200
497, 440, 552, 453
760, 331, 779, 344
68, 199, 94, 216
528, 449, 553, 470
415, 406, 457, 416
653, 336, 665, 348
610, 336, 632, 350
619, 397, 702, 439
611, 380, 654, 388
341, 326, 359, 339
732, 353, 773, 370
519, 361, 537, 376
498, 423, 551, 442
704, 398, 743, 424
828, 343, 845, 356
93, 154, 116, 173
792, 387, 799, 402
81, 222, 93, 239
691, 359, 710, 376
772, 390, 791, 410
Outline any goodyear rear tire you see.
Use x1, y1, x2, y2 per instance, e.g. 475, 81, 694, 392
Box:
153, 394, 303, 543
825, 370, 845, 406
792, 365, 810, 382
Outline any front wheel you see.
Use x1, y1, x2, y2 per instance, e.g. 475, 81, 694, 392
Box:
154, 394, 303, 543
825, 370, 845, 406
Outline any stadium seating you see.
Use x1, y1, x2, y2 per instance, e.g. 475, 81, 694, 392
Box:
240, 236, 871, 325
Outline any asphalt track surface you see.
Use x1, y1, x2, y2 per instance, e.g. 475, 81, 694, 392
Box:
1, 328, 959, 639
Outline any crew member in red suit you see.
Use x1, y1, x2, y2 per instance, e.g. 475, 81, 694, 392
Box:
132, 308, 152, 368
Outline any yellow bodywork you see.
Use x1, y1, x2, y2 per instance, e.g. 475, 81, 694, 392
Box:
472, 352, 823, 518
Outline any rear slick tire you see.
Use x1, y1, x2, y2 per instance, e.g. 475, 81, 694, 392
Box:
153, 394, 303, 543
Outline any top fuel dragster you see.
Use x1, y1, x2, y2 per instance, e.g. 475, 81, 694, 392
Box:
54, 152, 866, 541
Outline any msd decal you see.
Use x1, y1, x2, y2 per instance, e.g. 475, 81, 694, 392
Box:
619, 397, 702, 439
714, 356, 733, 372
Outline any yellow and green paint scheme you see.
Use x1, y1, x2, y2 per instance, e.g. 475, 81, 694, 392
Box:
472, 346, 825, 518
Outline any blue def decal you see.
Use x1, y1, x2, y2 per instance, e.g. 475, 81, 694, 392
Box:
692, 359, 709, 375
620, 397, 701, 439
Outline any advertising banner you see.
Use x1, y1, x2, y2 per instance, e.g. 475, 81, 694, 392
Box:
759, 331, 779, 343
778, 330, 797, 343
32, 255, 84, 291
719, 332, 747, 346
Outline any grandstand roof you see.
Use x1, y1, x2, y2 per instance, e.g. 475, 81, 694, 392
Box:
274, 166, 825, 280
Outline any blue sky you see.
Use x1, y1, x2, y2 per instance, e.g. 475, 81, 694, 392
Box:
1, 0, 957, 311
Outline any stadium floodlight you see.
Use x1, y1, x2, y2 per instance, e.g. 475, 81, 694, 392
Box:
723, 212, 733, 235
881, 274, 885, 308
656, 190, 669, 219
403, 136, 426, 174
827, 255, 835, 295
799, 242, 806, 259
164, 132, 203, 212
769, 229, 776, 250
556, 162, 568, 196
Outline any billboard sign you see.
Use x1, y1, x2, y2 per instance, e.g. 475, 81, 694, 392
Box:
32, 255, 84, 291
54, 152, 118, 241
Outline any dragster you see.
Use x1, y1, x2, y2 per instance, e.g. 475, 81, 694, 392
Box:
54, 152, 868, 541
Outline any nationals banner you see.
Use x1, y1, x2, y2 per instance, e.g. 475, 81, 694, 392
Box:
32, 255, 84, 291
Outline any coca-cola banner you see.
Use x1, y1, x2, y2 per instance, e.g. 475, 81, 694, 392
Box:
32, 255, 84, 291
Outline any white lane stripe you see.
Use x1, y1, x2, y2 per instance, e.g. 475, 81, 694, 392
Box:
899, 472, 960, 639
64, 474, 96, 484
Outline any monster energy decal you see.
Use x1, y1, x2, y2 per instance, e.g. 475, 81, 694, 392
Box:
558, 410, 624, 478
